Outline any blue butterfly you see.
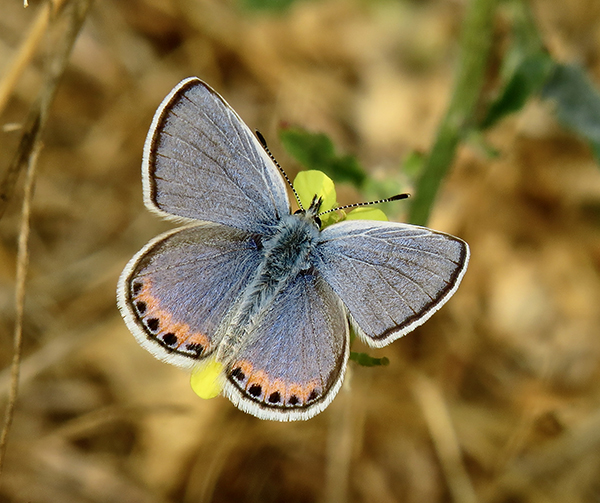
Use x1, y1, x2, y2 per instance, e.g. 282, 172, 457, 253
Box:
117, 77, 469, 421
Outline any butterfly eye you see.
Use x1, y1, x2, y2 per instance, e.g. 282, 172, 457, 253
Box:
293, 209, 304, 215
251, 235, 263, 251
314, 216, 322, 228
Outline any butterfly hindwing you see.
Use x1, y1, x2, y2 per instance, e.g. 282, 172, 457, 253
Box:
223, 271, 349, 421
117, 223, 262, 369
143, 77, 290, 232
314, 219, 469, 347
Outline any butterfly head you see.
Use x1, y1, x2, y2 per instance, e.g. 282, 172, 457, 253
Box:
293, 195, 323, 229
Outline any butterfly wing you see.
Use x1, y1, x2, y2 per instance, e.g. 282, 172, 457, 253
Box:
314, 220, 469, 348
143, 77, 290, 232
117, 223, 262, 369
222, 271, 349, 421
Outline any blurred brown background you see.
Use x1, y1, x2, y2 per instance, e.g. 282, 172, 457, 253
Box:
1, 0, 600, 502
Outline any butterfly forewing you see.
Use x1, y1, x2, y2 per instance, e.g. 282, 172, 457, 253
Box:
314, 219, 469, 347
143, 77, 289, 232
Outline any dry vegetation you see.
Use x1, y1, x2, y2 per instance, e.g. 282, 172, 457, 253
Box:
1, 0, 600, 502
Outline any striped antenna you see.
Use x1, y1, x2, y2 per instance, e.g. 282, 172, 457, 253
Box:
318, 193, 410, 217
255, 130, 304, 210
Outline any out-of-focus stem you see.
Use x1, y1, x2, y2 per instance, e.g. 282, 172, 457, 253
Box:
409, 0, 497, 226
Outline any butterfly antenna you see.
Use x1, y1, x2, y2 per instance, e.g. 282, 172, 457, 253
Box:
317, 193, 410, 216
255, 130, 304, 210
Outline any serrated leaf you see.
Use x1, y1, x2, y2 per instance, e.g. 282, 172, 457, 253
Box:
280, 127, 367, 188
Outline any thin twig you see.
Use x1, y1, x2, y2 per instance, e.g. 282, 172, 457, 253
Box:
0, 0, 70, 117
484, 405, 600, 501
413, 373, 478, 503
323, 375, 356, 503
0, 142, 40, 480
0, 3, 51, 117
0, 0, 92, 221
0, 0, 94, 483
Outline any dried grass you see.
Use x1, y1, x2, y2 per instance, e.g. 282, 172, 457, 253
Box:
1, 0, 600, 502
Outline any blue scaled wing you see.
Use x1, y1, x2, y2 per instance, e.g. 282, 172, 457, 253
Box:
142, 77, 290, 233
223, 272, 349, 421
117, 223, 262, 370
314, 220, 469, 348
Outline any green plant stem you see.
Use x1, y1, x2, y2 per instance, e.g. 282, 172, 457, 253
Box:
409, 0, 497, 226
509, 0, 544, 56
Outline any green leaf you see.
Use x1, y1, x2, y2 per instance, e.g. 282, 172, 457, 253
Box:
591, 140, 600, 162
280, 127, 368, 188
466, 130, 501, 158
240, 0, 298, 12
401, 150, 426, 180
481, 52, 554, 129
502, 0, 545, 74
542, 63, 600, 163
350, 352, 390, 367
